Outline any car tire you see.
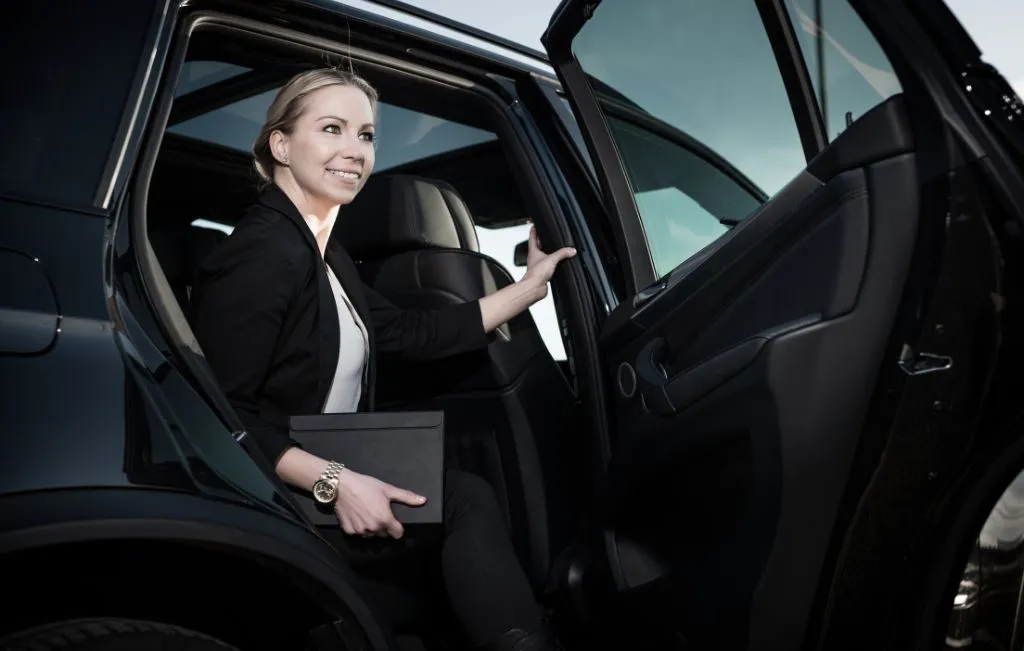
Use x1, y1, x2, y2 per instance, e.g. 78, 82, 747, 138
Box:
0, 618, 240, 651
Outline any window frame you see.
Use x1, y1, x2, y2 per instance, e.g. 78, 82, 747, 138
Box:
93, 0, 177, 211
129, 8, 592, 442
541, 0, 831, 296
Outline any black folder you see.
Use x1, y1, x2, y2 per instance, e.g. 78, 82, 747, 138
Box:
288, 411, 444, 526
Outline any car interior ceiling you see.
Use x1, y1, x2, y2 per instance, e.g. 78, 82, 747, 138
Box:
146, 33, 585, 596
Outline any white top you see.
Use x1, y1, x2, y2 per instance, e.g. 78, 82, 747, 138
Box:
323, 265, 370, 414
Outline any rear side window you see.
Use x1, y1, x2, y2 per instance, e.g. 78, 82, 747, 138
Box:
569, 1, 808, 278
784, 0, 902, 141
0, 1, 156, 206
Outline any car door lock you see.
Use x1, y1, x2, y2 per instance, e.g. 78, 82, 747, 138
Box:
632, 279, 668, 310
898, 344, 953, 376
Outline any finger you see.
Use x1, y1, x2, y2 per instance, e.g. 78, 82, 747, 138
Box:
551, 246, 578, 263
386, 517, 405, 539
338, 514, 356, 536
387, 486, 427, 507
350, 514, 372, 536
529, 225, 540, 251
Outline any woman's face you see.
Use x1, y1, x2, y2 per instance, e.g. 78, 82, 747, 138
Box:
273, 84, 376, 208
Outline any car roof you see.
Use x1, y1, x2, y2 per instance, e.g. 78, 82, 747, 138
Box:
307, 0, 559, 79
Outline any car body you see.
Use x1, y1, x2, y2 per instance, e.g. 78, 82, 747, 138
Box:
2, 0, 1024, 649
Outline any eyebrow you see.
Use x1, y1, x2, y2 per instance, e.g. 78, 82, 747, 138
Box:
317, 115, 375, 129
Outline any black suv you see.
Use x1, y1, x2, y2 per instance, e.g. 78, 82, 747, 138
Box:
3, 1, 1024, 649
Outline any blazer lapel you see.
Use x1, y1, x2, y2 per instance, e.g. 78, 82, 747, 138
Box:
325, 241, 377, 410
324, 243, 371, 327
258, 185, 340, 411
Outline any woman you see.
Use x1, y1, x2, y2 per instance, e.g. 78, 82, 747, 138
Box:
189, 68, 576, 651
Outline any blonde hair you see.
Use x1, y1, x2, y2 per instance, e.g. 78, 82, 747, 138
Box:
253, 68, 379, 182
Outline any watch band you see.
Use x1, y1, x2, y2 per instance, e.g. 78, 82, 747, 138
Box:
319, 460, 346, 487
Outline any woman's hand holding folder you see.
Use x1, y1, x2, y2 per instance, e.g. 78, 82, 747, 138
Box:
335, 469, 427, 539
276, 444, 427, 538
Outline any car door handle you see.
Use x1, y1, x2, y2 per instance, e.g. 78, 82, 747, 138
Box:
635, 336, 766, 416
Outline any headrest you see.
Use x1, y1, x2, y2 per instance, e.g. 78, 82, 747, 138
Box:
337, 174, 479, 259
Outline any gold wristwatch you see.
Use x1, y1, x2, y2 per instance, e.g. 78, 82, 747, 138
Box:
312, 461, 346, 505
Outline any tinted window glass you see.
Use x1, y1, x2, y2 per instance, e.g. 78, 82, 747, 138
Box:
168, 90, 497, 171
570, 0, 807, 277
608, 115, 763, 275
175, 61, 251, 96
784, 0, 902, 141
0, 1, 155, 205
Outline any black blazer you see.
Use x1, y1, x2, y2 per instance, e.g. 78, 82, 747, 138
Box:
190, 183, 489, 464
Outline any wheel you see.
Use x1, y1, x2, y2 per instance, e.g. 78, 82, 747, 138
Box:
0, 618, 240, 651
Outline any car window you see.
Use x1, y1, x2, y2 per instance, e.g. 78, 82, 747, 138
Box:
606, 114, 765, 276
174, 61, 251, 97
783, 0, 903, 141
168, 88, 497, 171
569, 0, 808, 279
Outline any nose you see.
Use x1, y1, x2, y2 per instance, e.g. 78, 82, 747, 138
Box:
339, 132, 365, 160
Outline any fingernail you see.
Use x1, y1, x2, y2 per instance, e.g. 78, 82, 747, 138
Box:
571, 248, 577, 255
417, 495, 426, 503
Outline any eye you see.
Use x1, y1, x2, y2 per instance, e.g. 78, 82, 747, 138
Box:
323, 124, 341, 135
359, 131, 375, 143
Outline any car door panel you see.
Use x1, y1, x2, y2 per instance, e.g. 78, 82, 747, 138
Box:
539, 0, 1024, 647
587, 95, 919, 645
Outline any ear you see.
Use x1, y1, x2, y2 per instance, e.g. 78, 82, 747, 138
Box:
269, 130, 290, 166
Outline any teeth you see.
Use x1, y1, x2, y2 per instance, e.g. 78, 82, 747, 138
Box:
328, 169, 360, 179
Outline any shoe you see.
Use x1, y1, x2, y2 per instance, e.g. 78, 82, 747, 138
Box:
479, 627, 564, 651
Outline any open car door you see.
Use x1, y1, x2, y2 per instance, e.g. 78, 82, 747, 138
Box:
540, 0, 1024, 649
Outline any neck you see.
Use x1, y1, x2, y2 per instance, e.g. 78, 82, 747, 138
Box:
274, 173, 340, 256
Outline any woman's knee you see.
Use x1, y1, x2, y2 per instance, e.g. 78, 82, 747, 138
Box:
443, 470, 504, 529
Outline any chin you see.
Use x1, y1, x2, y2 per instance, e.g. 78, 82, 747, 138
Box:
323, 187, 359, 206
333, 189, 360, 206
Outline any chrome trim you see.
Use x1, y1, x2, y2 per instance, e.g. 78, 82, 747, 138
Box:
98, 0, 172, 210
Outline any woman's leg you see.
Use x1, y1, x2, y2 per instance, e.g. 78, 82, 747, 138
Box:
441, 470, 556, 649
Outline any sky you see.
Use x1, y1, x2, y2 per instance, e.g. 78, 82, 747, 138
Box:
402, 0, 1023, 94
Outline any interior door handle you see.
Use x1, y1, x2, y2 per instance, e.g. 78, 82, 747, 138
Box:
635, 337, 766, 417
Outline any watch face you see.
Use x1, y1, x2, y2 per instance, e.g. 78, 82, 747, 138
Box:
312, 479, 337, 504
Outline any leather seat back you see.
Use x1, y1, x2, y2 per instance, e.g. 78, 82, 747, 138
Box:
338, 174, 512, 340
150, 225, 227, 311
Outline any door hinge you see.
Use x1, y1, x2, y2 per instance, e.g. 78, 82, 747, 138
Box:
898, 344, 953, 376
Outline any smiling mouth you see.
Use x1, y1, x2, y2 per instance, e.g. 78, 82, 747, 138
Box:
327, 169, 361, 180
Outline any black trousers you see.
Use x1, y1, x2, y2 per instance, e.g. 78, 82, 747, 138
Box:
319, 470, 543, 647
